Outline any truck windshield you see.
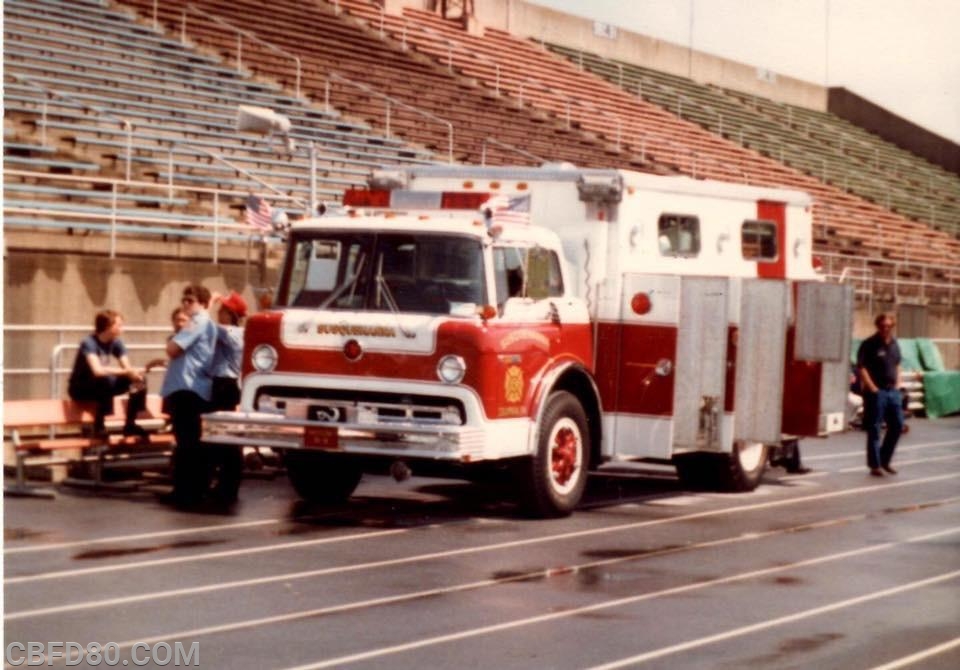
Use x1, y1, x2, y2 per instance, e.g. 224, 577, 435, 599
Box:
278, 232, 486, 315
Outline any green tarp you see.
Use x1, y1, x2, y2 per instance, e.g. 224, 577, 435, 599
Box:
896, 338, 924, 372
916, 338, 947, 372
922, 371, 960, 419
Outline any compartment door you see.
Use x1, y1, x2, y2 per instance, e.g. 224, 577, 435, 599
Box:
672, 277, 729, 451
794, 281, 854, 434
734, 280, 789, 444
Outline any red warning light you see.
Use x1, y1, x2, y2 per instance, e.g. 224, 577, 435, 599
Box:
342, 189, 391, 207
343, 339, 363, 362
631, 292, 652, 315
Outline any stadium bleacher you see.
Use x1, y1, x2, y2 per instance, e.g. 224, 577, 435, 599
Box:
114, 0, 642, 170
544, 43, 960, 239
2, 0, 958, 307
3, 0, 441, 245
331, 0, 958, 303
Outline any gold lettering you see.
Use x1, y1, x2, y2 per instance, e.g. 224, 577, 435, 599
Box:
316, 324, 397, 338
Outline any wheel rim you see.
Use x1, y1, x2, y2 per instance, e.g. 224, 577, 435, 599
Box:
548, 418, 583, 495
737, 441, 765, 473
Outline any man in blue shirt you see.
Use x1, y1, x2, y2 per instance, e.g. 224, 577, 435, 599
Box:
857, 313, 903, 477
161, 285, 218, 504
68, 310, 147, 436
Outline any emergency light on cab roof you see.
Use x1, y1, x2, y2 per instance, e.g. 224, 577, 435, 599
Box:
342, 189, 491, 211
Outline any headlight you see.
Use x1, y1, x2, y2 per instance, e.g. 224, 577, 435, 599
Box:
251, 344, 278, 372
436, 355, 467, 384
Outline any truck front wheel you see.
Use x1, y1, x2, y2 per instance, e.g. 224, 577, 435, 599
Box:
284, 451, 362, 504
520, 391, 590, 517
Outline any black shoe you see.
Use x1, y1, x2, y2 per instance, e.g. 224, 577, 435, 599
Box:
882, 465, 898, 475
870, 468, 884, 477
787, 466, 812, 475
123, 424, 149, 439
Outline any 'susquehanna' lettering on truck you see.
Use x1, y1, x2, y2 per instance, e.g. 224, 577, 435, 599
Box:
196, 165, 852, 517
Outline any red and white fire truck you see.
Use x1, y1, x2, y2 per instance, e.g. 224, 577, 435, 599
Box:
200, 165, 852, 516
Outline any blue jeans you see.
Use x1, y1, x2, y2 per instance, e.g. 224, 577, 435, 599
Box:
863, 388, 904, 469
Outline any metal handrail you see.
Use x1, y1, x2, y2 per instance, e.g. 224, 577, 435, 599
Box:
480, 137, 544, 166
180, 4, 302, 99
3, 170, 292, 270
8, 73, 303, 213
11, 72, 134, 182
323, 71, 454, 164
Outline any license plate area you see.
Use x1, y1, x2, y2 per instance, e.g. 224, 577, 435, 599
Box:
303, 425, 339, 450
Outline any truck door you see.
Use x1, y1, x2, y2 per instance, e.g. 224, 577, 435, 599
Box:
491, 245, 566, 417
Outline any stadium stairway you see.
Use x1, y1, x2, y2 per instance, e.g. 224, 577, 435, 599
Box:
336, 0, 959, 304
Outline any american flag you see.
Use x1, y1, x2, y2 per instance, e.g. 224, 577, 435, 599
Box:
245, 194, 273, 231
482, 193, 531, 226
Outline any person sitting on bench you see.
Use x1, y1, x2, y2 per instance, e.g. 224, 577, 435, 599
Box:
68, 309, 147, 437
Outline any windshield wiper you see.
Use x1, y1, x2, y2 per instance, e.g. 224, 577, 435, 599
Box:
375, 257, 416, 339
319, 253, 366, 309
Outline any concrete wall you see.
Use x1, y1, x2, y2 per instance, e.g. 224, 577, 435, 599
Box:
829, 87, 960, 175
391, 0, 828, 110
3, 250, 281, 400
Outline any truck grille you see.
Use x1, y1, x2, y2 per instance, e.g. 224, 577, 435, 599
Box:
254, 387, 466, 427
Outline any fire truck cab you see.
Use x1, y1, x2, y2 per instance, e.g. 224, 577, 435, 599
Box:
200, 165, 852, 516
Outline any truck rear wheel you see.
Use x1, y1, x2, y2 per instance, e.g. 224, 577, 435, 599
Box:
674, 441, 768, 492
519, 391, 589, 517
284, 451, 362, 504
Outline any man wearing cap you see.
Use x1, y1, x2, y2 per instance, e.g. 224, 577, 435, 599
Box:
211, 291, 248, 411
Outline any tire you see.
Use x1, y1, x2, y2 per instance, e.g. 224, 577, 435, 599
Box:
519, 391, 590, 517
675, 441, 768, 493
718, 441, 768, 491
285, 450, 362, 504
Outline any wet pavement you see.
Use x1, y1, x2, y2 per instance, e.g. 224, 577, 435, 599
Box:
4, 417, 960, 669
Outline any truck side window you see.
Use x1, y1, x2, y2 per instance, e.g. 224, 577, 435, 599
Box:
494, 246, 563, 308
741, 220, 778, 261
658, 214, 700, 257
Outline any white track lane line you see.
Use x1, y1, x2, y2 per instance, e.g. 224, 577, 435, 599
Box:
6, 440, 954, 556
69, 503, 960, 651
3, 518, 285, 555
6, 473, 958, 617
588, 571, 960, 669
868, 635, 960, 670
803, 439, 959, 462
781, 453, 960, 480
279, 527, 960, 670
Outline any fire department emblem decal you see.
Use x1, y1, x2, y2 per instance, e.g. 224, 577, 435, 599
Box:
504, 365, 524, 403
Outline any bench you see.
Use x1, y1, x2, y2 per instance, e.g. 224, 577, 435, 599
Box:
4, 394, 175, 497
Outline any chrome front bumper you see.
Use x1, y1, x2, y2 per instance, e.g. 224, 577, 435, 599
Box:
201, 411, 488, 461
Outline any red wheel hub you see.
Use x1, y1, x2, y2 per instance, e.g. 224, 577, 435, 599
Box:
551, 427, 578, 485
